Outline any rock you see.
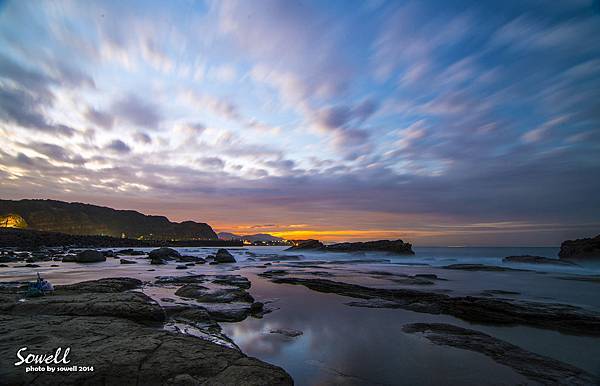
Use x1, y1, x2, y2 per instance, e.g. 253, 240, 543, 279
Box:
214, 249, 236, 263
56, 277, 142, 293
16, 263, 41, 268
443, 264, 526, 272
148, 247, 180, 260
3, 278, 162, 324
175, 285, 254, 303
559, 234, 600, 260
503, 255, 578, 266
0, 264, 8, 267
155, 275, 207, 285
211, 275, 251, 289
0, 277, 292, 385
286, 239, 414, 255
176, 255, 205, 263
270, 328, 303, 337
555, 275, 600, 283
268, 277, 600, 336
325, 239, 414, 255
120, 258, 137, 264
206, 305, 256, 322
402, 323, 596, 385
285, 239, 324, 251
250, 301, 264, 314
61, 250, 106, 263
151, 257, 166, 265
176, 265, 188, 270
117, 248, 146, 256
258, 255, 302, 262
480, 289, 521, 297
103, 250, 117, 258
258, 270, 289, 278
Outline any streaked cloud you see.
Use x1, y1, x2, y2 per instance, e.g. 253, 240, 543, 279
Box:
1, 0, 599, 245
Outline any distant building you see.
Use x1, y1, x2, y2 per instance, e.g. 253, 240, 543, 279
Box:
0, 213, 28, 229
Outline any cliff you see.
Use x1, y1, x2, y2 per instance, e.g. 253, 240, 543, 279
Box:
559, 234, 600, 260
0, 199, 217, 240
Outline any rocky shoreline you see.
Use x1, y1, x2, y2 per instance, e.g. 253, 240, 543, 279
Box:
286, 239, 415, 255
0, 276, 292, 385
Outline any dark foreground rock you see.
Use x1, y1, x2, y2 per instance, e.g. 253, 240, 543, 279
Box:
559, 234, 600, 260
215, 249, 236, 263
149, 247, 180, 260
0, 277, 292, 385
287, 239, 414, 255
402, 323, 596, 385
175, 285, 254, 303
269, 277, 600, 336
62, 249, 106, 263
503, 255, 578, 266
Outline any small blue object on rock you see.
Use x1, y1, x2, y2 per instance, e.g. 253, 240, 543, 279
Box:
25, 273, 54, 297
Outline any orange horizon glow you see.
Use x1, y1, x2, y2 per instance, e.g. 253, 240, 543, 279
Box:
213, 227, 447, 243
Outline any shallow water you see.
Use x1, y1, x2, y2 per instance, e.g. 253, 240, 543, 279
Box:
1, 246, 599, 384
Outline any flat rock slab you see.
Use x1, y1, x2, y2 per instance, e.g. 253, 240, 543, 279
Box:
402, 323, 596, 385
443, 264, 527, 272
270, 277, 600, 336
0, 277, 292, 385
0, 314, 292, 385
503, 255, 578, 266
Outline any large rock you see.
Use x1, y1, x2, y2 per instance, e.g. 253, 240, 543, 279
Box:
63, 249, 106, 263
559, 234, 600, 260
503, 255, 578, 266
175, 285, 254, 303
402, 323, 596, 385
214, 249, 236, 263
148, 247, 180, 260
286, 239, 414, 255
286, 239, 325, 251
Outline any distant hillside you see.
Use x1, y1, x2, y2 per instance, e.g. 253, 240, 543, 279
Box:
218, 232, 283, 242
0, 199, 217, 240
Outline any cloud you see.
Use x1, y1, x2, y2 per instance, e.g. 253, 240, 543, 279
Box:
105, 139, 131, 153
0, 87, 75, 136
198, 156, 225, 169
133, 131, 152, 144
85, 107, 114, 129
111, 94, 162, 129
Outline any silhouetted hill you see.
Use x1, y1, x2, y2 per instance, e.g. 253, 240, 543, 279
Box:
0, 199, 217, 240
218, 232, 283, 242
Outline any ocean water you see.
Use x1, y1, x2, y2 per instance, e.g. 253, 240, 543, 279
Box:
1, 245, 599, 384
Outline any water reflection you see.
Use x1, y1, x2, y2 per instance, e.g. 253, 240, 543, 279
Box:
222, 273, 529, 385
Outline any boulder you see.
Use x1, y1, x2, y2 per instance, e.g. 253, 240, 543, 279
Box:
120, 258, 137, 264
117, 249, 146, 256
148, 247, 180, 260
62, 250, 106, 263
559, 235, 600, 260
286, 239, 415, 255
214, 249, 236, 263
175, 285, 254, 303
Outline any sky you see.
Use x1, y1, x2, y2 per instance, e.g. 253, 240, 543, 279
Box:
0, 0, 599, 246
